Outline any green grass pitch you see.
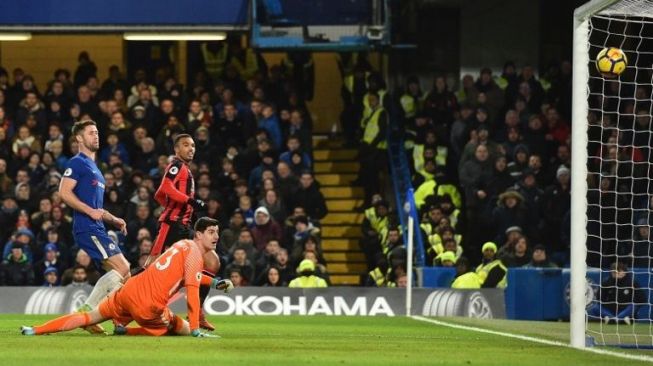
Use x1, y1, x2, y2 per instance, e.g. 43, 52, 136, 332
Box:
1, 315, 651, 365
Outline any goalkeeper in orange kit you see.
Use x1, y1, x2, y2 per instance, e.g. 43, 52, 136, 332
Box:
21, 217, 233, 337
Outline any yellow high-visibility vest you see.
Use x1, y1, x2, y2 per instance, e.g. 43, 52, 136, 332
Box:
201, 43, 228, 81
414, 180, 462, 209
289, 275, 328, 288
361, 107, 387, 149
368, 267, 387, 287
229, 48, 260, 80
364, 207, 389, 244
362, 89, 387, 119
452, 272, 482, 289
475, 259, 508, 288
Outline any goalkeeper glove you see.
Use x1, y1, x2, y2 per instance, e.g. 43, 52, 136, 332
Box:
191, 329, 220, 338
187, 198, 206, 211
211, 278, 234, 293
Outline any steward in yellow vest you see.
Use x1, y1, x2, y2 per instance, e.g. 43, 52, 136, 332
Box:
360, 94, 388, 150
201, 42, 228, 82
400, 75, 424, 120
451, 256, 482, 289
475, 242, 507, 288
361, 200, 390, 270
288, 259, 328, 288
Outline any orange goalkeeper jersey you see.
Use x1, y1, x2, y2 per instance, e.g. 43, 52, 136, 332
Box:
121, 240, 204, 330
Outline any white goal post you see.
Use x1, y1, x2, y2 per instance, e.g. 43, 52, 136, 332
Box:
572, 0, 653, 349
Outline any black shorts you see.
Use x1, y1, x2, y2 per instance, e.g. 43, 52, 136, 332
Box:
151, 221, 191, 256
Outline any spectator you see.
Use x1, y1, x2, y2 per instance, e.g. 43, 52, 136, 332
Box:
231, 229, 257, 260
290, 215, 319, 248
590, 262, 645, 325
42, 266, 59, 287
291, 234, 325, 268
292, 171, 327, 221
225, 247, 255, 285
185, 100, 212, 135
1, 242, 34, 285
287, 110, 312, 156
288, 259, 327, 288
66, 264, 89, 287
100, 65, 128, 100
423, 75, 457, 129
126, 202, 157, 245
259, 102, 282, 149
258, 189, 286, 223
99, 132, 130, 166
475, 242, 507, 288
213, 103, 246, 148
459, 144, 494, 258
541, 165, 570, 259
73, 51, 97, 88
12, 125, 42, 156
500, 236, 531, 268
60, 249, 100, 286
492, 189, 529, 245
132, 137, 157, 173
507, 144, 529, 180
261, 265, 286, 287
238, 194, 255, 228
33, 243, 66, 280
2, 228, 35, 263
523, 244, 557, 268
220, 210, 246, 253
251, 206, 282, 252
16, 91, 47, 134
255, 239, 281, 277
280, 135, 311, 167
274, 248, 293, 284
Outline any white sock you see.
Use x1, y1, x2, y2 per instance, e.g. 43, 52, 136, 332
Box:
84, 270, 124, 308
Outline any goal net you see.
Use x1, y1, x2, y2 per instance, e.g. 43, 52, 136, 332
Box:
572, 0, 653, 349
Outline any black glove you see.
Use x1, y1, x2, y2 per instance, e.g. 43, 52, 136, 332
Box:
187, 198, 206, 211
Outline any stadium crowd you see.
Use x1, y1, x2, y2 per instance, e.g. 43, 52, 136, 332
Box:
0, 43, 330, 288
405, 62, 574, 272
356, 60, 577, 288
0, 43, 634, 289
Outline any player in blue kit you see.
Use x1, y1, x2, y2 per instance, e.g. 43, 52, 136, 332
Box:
59, 120, 130, 334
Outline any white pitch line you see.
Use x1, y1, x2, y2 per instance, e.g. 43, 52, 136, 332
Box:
410, 315, 653, 364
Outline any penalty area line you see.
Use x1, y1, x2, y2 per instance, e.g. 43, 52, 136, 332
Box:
410, 315, 653, 364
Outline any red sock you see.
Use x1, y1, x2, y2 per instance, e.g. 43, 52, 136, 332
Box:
34, 313, 91, 335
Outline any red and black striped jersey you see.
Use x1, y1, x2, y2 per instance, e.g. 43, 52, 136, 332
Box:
154, 157, 195, 226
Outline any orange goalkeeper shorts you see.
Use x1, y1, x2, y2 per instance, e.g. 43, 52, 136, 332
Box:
99, 288, 175, 336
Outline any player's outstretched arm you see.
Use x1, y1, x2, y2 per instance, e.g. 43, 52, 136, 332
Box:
59, 177, 104, 220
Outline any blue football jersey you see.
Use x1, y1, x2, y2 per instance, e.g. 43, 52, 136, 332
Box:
63, 152, 106, 233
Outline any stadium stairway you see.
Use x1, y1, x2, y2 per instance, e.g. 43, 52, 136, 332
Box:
313, 136, 367, 286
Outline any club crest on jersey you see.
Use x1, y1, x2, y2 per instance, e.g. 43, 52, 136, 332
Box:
64, 168, 72, 177
196, 272, 202, 281
169, 166, 179, 175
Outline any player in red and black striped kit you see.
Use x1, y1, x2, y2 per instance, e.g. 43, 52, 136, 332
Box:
150, 133, 219, 331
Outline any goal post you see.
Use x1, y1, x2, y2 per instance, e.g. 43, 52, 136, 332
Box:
572, 0, 653, 349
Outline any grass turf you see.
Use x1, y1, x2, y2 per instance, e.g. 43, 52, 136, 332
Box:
1, 315, 651, 365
